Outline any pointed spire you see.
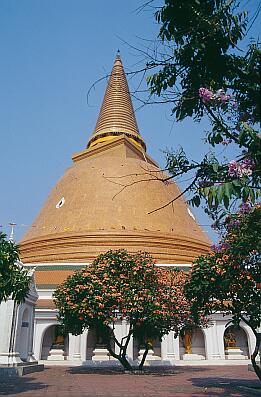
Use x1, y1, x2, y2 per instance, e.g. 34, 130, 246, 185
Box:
87, 52, 146, 150
9, 223, 16, 242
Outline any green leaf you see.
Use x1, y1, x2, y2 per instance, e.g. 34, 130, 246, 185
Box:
223, 195, 230, 208
212, 163, 219, 173
224, 182, 232, 199
208, 191, 213, 207
193, 195, 201, 207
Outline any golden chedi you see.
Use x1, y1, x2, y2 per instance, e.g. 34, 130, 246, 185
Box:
17, 54, 253, 365
20, 53, 210, 272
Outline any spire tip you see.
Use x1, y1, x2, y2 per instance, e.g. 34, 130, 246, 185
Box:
87, 52, 146, 151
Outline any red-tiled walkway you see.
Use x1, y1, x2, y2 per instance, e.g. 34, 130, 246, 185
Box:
0, 366, 260, 397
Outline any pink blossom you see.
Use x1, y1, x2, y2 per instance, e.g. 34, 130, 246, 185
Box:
228, 160, 239, 177
199, 87, 214, 103
240, 202, 252, 213
228, 159, 254, 178
215, 89, 230, 103
219, 94, 230, 102
227, 219, 240, 229
211, 242, 230, 253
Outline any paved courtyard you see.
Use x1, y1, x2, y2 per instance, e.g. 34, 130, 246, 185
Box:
0, 365, 260, 397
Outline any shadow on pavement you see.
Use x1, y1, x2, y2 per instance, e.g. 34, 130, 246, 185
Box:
68, 365, 208, 376
190, 376, 261, 397
0, 370, 49, 396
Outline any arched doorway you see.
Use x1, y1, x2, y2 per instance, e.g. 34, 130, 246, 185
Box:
224, 325, 249, 359
86, 327, 115, 361
41, 325, 69, 360
133, 338, 161, 362
179, 328, 206, 359
41, 325, 55, 360
19, 308, 30, 361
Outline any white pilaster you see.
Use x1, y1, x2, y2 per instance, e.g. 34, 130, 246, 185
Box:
113, 321, 122, 356
204, 321, 222, 360
0, 300, 22, 365
161, 335, 168, 360
166, 331, 179, 361
81, 329, 88, 361
240, 322, 256, 357
72, 334, 82, 360
27, 308, 37, 362
216, 321, 226, 359
123, 321, 133, 360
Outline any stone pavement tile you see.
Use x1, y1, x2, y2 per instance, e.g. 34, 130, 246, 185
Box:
0, 365, 259, 397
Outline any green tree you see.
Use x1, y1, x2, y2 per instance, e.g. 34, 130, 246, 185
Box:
144, 0, 260, 211
184, 203, 261, 379
54, 250, 202, 371
142, 3, 261, 379
0, 232, 30, 303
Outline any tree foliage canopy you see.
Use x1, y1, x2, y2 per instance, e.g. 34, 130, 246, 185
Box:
144, 0, 260, 213
184, 203, 261, 378
54, 250, 202, 370
0, 232, 30, 303
148, 0, 259, 122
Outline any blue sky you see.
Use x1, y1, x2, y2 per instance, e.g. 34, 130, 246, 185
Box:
0, 0, 260, 243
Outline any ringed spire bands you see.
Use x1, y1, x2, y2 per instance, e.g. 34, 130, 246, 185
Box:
87, 52, 146, 151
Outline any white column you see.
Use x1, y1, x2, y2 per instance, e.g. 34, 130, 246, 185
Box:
33, 322, 43, 361
0, 300, 23, 365
216, 321, 226, 360
81, 329, 88, 361
68, 333, 74, 359
113, 321, 122, 356
166, 331, 179, 361
203, 327, 211, 359
27, 307, 37, 362
72, 335, 82, 360
240, 322, 256, 357
204, 322, 222, 360
33, 322, 47, 361
113, 320, 133, 360
123, 321, 133, 360
161, 335, 168, 360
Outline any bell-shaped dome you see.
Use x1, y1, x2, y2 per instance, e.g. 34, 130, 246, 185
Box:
20, 54, 210, 266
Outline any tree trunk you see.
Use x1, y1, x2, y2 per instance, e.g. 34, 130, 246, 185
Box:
119, 355, 133, 371
251, 332, 261, 381
240, 316, 261, 381
138, 344, 149, 371
103, 326, 133, 371
105, 342, 133, 371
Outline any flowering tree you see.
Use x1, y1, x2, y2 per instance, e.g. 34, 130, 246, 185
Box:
141, 1, 260, 213
138, 5, 260, 379
184, 203, 261, 379
0, 232, 30, 303
177, 87, 260, 213
54, 250, 200, 371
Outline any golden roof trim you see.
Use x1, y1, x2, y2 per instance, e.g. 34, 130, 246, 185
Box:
72, 134, 152, 164
20, 229, 210, 264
